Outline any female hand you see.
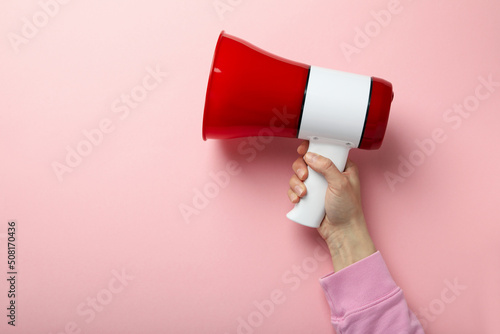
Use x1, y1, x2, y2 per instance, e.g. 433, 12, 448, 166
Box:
288, 141, 376, 271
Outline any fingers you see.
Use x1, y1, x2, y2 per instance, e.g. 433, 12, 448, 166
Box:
289, 174, 306, 198
289, 142, 310, 204
288, 188, 299, 203
288, 173, 306, 204
304, 152, 343, 184
292, 157, 308, 181
297, 140, 309, 155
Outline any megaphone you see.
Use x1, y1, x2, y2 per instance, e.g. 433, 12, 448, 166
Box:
203, 31, 393, 228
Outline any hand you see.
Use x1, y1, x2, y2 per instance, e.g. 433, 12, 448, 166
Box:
288, 141, 376, 271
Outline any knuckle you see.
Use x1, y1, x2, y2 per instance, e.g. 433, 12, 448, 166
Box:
288, 188, 299, 203
292, 158, 304, 171
321, 158, 335, 172
338, 176, 349, 190
350, 164, 359, 175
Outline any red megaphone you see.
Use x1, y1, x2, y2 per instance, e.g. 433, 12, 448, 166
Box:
203, 31, 393, 228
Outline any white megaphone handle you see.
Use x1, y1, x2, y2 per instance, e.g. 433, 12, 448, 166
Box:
286, 140, 351, 228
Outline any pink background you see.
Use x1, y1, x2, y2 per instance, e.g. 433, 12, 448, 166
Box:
1, 0, 500, 333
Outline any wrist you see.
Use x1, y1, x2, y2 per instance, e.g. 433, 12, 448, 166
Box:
323, 216, 376, 272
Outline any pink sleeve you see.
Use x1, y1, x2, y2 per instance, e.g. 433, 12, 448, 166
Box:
319, 251, 425, 334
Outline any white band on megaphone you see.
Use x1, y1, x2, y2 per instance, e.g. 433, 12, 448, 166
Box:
298, 66, 371, 148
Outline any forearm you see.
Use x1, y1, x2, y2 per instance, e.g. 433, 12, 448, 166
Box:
323, 215, 376, 272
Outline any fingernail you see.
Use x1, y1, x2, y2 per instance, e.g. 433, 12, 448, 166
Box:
297, 168, 305, 179
294, 185, 303, 196
304, 152, 317, 163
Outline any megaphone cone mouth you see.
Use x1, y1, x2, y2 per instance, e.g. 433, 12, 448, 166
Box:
202, 31, 226, 141
202, 31, 309, 141
358, 77, 393, 150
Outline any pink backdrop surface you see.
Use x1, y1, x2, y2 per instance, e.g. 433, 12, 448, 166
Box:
1, 0, 499, 333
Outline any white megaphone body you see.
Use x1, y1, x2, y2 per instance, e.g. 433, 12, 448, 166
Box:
203, 31, 393, 228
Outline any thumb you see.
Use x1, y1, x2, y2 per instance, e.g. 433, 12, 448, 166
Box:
304, 152, 343, 185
